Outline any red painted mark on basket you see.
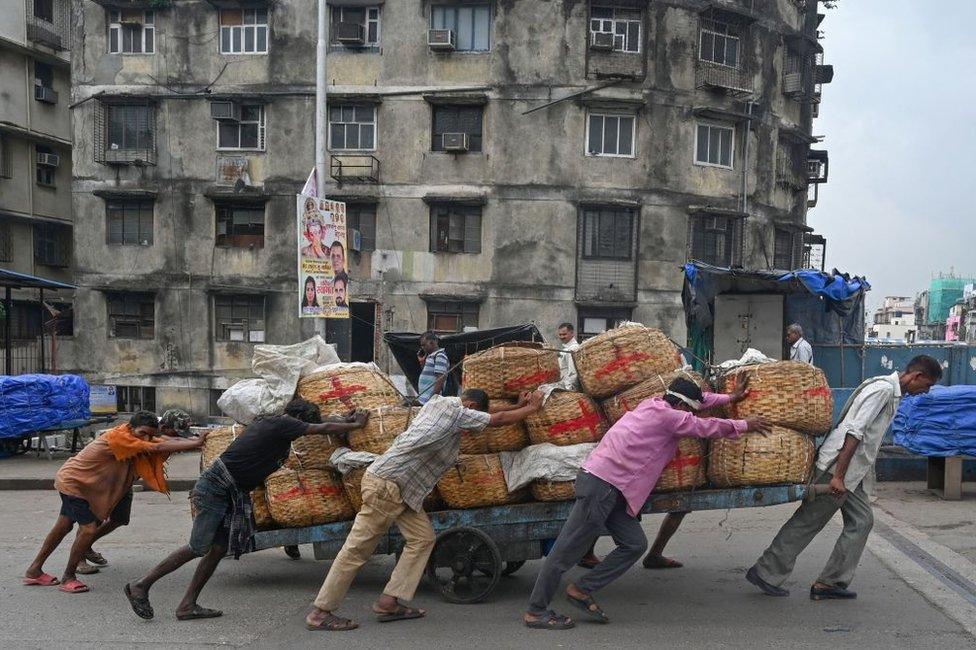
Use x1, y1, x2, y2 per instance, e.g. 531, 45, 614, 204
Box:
503, 368, 560, 392
664, 451, 701, 480
318, 377, 367, 409
547, 399, 603, 439
802, 386, 832, 401
594, 352, 651, 381
271, 484, 343, 503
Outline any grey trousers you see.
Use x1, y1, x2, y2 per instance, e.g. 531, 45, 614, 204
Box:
754, 475, 874, 589
527, 471, 648, 615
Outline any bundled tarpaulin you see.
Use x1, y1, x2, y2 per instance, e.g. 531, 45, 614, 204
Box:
498, 442, 597, 491
0, 374, 90, 439
892, 385, 976, 457
384, 324, 544, 393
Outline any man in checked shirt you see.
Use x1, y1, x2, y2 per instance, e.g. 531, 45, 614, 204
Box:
306, 387, 544, 632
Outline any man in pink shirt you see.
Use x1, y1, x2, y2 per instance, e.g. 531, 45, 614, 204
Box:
523, 375, 768, 630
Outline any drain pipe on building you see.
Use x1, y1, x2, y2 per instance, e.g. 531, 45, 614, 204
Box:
313, 0, 329, 342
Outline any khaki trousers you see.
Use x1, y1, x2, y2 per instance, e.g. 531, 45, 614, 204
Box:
313, 472, 436, 612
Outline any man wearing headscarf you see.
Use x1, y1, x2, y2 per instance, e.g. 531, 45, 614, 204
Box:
159, 409, 193, 438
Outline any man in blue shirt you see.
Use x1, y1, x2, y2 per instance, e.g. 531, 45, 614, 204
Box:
417, 331, 449, 404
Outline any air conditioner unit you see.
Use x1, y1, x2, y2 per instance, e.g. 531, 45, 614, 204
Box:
442, 132, 469, 152
336, 21, 366, 45
428, 29, 456, 51
34, 84, 58, 104
590, 31, 614, 51
210, 101, 241, 121
349, 228, 363, 252
37, 152, 60, 167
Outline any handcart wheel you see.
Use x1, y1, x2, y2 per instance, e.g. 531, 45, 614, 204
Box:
424, 527, 501, 604
501, 560, 525, 577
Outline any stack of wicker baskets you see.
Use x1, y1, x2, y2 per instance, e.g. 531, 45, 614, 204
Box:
653, 438, 707, 492
296, 366, 403, 415
459, 399, 531, 454
529, 480, 576, 502
721, 361, 833, 435
525, 391, 608, 446
341, 465, 443, 512
264, 467, 356, 528
573, 325, 680, 398
286, 433, 344, 471
347, 405, 417, 455
708, 426, 815, 487
199, 424, 243, 471
462, 344, 560, 398
437, 454, 529, 509
601, 370, 711, 424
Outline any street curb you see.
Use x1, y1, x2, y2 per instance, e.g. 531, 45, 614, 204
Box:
0, 478, 199, 491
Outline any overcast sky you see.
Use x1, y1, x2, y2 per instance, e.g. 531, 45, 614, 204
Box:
814, 0, 976, 315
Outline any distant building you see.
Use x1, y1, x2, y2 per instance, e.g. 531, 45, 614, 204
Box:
927, 274, 976, 325
946, 301, 965, 342
869, 296, 916, 341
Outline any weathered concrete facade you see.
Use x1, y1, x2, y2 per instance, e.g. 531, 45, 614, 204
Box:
0, 0, 75, 374
71, 0, 830, 418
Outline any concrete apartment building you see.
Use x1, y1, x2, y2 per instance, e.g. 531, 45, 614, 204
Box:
70, 0, 832, 418
869, 295, 916, 341
0, 0, 75, 375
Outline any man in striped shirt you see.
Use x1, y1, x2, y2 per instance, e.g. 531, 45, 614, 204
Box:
417, 331, 450, 404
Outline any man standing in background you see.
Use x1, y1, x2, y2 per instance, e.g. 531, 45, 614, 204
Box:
556, 322, 580, 389
786, 324, 814, 364
417, 332, 450, 404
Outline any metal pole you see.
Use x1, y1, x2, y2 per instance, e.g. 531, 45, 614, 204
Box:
4, 287, 11, 375
314, 0, 329, 343
38, 288, 45, 372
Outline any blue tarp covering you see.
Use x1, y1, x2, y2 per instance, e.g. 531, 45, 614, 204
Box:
776, 270, 871, 309
893, 385, 976, 457
0, 374, 90, 439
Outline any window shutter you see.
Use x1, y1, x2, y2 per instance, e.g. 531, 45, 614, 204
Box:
429, 208, 438, 252
464, 209, 481, 253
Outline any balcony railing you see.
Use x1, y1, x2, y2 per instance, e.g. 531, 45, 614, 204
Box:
26, 0, 69, 51
696, 61, 753, 96
330, 154, 380, 184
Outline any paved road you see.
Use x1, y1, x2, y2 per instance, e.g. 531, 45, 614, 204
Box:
2, 490, 974, 649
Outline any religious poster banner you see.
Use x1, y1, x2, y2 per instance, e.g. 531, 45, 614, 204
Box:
297, 193, 349, 319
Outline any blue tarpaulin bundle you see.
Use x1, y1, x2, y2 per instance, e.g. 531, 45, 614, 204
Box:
0, 374, 90, 439
893, 385, 976, 457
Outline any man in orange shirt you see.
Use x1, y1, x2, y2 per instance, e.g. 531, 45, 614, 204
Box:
22, 411, 206, 594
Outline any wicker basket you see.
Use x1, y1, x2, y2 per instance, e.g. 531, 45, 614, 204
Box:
653, 438, 707, 492
459, 428, 489, 454
265, 468, 356, 527
574, 325, 680, 398
722, 361, 833, 434
200, 424, 243, 471
296, 366, 403, 415
485, 399, 530, 452
286, 433, 344, 471
525, 392, 609, 446
462, 344, 560, 399
437, 454, 529, 509
601, 370, 711, 424
251, 487, 274, 530
530, 480, 576, 502
347, 406, 418, 455
342, 466, 442, 512
708, 426, 815, 487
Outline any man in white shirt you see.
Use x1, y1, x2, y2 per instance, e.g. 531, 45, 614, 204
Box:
746, 355, 942, 601
786, 324, 814, 364
556, 322, 580, 389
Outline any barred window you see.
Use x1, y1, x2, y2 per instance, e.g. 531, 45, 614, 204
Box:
426, 300, 479, 333
215, 203, 264, 248
108, 10, 154, 54
430, 203, 481, 253
432, 105, 483, 152
773, 228, 795, 270
116, 385, 156, 413
329, 105, 375, 151
431, 4, 490, 51
107, 292, 155, 339
0, 222, 11, 262
33, 222, 70, 267
217, 104, 265, 150
689, 215, 743, 267
695, 122, 734, 168
590, 6, 641, 53
214, 294, 265, 342
107, 104, 153, 150
581, 207, 634, 260
220, 8, 268, 54
699, 17, 740, 67
107, 200, 154, 245
346, 203, 376, 252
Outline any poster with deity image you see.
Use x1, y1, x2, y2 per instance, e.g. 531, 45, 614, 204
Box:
297, 193, 349, 319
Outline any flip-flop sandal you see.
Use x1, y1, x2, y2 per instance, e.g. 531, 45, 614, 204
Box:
58, 579, 90, 594
643, 555, 683, 569
76, 562, 100, 575
85, 551, 108, 566
374, 605, 426, 623
306, 613, 359, 631
22, 573, 60, 586
176, 605, 223, 621
565, 592, 609, 623
524, 611, 574, 630
124, 583, 154, 619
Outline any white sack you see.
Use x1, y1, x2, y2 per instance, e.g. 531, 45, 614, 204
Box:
716, 347, 776, 370
216, 378, 277, 424
329, 447, 378, 475
499, 442, 598, 491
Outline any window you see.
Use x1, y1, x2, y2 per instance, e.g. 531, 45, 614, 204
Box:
699, 17, 740, 67
108, 10, 155, 54
34, 0, 54, 22
430, 203, 481, 253
217, 105, 265, 150
107, 104, 153, 151
330, 6, 380, 46
215, 204, 265, 248
0, 222, 10, 262
106, 200, 154, 246
209, 389, 226, 417
590, 6, 641, 53
116, 386, 156, 413
329, 105, 375, 151
346, 203, 376, 252
431, 4, 490, 52
773, 228, 795, 270
0, 135, 10, 178
587, 112, 635, 157
689, 215, 743, 267
581, 207, 634, 259
220, 8, 269, 54
432, 104, 483, 152
34, 61, 54, 89
578, 307, 632, 340
695, 122, 734, 168
35, 146, 56, 187
33, 222, 70, 267
426, 300, 479, 333
214, 294, 265, 342
106, 292, 155, 339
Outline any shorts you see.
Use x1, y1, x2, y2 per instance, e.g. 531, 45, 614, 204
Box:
188, 473, 231, 555
59, 490, 133, 526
